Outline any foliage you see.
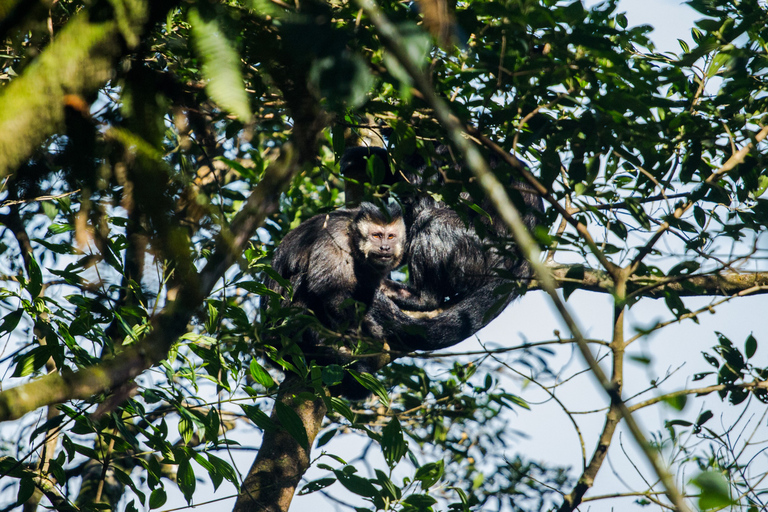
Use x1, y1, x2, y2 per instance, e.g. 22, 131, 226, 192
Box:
0, 0, 767, 511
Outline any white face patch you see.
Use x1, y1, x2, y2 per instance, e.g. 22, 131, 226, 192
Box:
357, 217, 406, 268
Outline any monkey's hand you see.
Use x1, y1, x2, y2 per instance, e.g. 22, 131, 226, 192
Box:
380, 279, 443, 312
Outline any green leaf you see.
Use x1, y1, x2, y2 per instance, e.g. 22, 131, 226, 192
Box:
188, 8, 251, 120
707, 52, 730, 78
206, 453, 239, 490
500, 393, 530, 410
47, 223, 73, 235
753, 175, 768, 198
375, 469, 401, 501
240, 404, 278, 432
696, 410, 713, 426
250, 359, 276, 389
322, 364, 344, 387
0, 309, 24, 335
333, 468, 379, 498
17, 477, 35, 505
178, 415, 194, 445
12, 345, 57, 377
745, 334, 757, 359
624, 197, 651, 230
26, 256, 42, 298
562, 265, 585, 301
299, 477, 337, 495
702, 351, 719, 368
330, 397, 356, 423
204, 407, 220, 444
177, 459, 196, 503
149, 488, 167, 509
381, 416, 407, 467
316, 428, 337, 448
402, 493, 437, 508
663, 394, 687, 411
348, 370, 389, 407
693, 205, 706, 228
275, 401, 310, 450
691, 471, 735, 510
414, 460, 444, 489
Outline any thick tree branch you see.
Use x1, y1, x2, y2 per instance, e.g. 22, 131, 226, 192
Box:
537, 266, 768, 298
0, 153, 300, 422
0, 0, 179, 177
233, 377, 327, 512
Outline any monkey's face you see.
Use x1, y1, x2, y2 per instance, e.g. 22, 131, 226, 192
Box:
356, 218, 406, 271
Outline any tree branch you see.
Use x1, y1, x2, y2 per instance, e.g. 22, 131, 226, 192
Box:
233, 376, 327, 512
0, 0, 180, 177
536, 266, 768, 298
0, 151, 300, 422
628, 380, 768, 412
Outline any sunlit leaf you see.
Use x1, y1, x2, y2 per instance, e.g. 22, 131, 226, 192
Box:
691, 471, 735, 510
188, 8, 251, 120
250, 359, 276, 389
381, 416, 407, 467
414, 460, 444, 489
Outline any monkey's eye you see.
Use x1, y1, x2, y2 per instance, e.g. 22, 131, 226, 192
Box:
372, 233, 383, 239
387, 234, 396, 239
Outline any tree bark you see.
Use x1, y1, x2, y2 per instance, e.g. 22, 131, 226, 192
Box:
539, 266, 768, 298
234, 377, 327, 512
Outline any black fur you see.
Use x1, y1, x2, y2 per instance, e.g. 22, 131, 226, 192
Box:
264, 202, 405, 396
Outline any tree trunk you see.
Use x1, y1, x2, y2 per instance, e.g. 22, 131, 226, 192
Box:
233, 376, 327, 512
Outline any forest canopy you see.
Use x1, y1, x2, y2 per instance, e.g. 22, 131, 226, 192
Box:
0, 0, 767, 511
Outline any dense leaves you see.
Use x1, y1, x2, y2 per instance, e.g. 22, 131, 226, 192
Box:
0, 0, 767, 511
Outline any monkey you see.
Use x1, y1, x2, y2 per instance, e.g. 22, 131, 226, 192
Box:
383, 183, 541, 312
260, 144, 540, 397
263, 201, 406, 396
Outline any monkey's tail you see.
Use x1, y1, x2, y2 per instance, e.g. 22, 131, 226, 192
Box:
373, 279, 519, 351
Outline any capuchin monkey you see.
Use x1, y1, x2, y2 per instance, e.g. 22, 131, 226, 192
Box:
264, 202, 405, 397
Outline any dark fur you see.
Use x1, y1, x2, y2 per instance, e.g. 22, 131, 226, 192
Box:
386, 145, 542, 313
265, 202, 405, 396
